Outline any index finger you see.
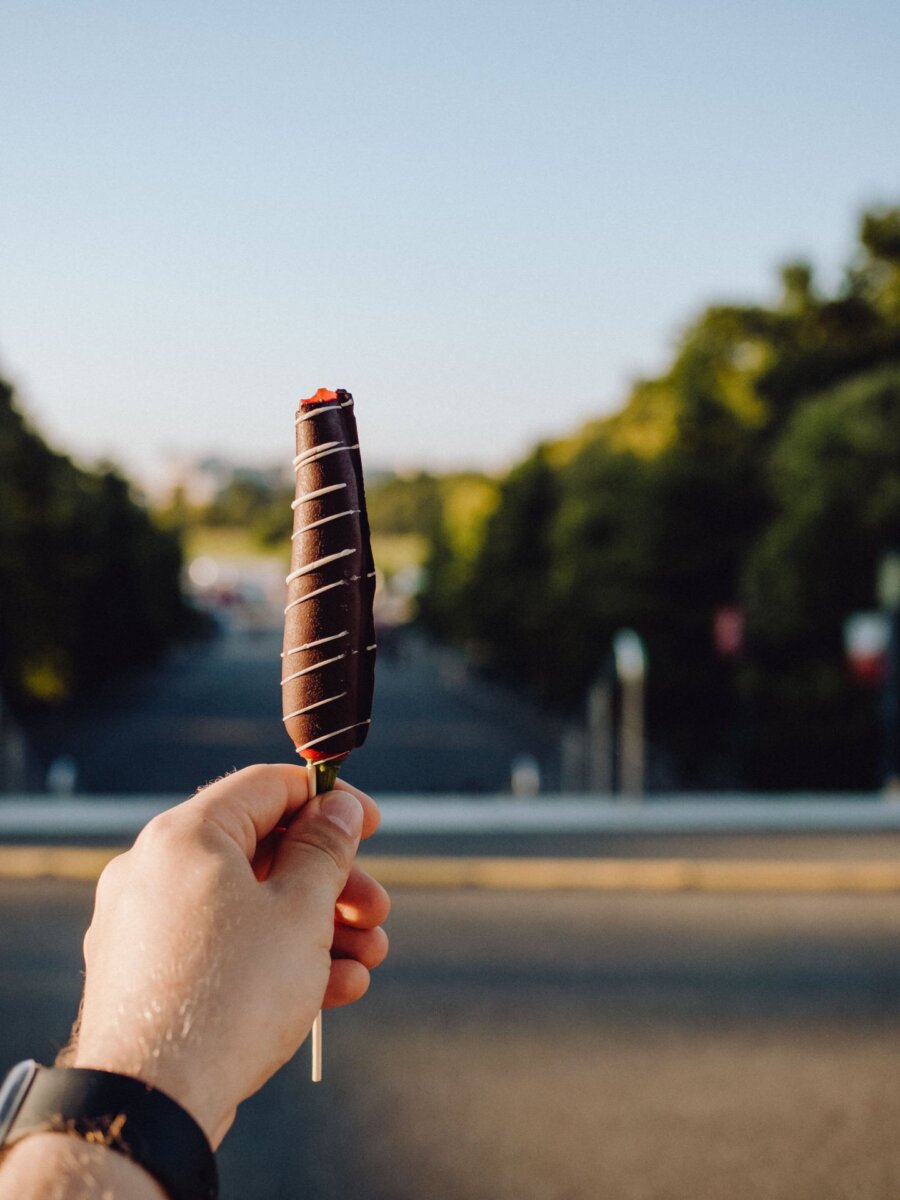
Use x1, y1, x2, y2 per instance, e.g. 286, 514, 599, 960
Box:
188, 763, 306, 856
185, 763, 380, 861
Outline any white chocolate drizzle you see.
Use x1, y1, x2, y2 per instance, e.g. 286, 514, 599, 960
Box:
283, 579, 346, 613
291, 482, 347, 510
293, 441, 340, 466
292, 509, 360, 538
285, 548, 355, 584
281, 653, 347, 686
298, 720, 371, 753
293, 396, 354, 425
283, 631, 349, 657
297, 748, 346, 764
293, 443, 359, 472
282, 692, 347, 721
295, 406, 335, 425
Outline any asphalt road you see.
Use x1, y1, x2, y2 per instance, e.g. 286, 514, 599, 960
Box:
24, 627, 563, 796
4, 879, 900, 1199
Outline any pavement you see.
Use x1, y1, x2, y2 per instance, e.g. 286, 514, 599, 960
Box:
9, 623, 900, 1196
24, 626, 564, 795
3, 879, 900, 1199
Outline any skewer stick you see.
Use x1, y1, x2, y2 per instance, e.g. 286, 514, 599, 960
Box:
307, 759, 324, 1083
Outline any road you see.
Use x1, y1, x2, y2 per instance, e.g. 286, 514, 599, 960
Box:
12, 621, 900, 1196
3, 879, 900, 1199
24, 627, 564, 795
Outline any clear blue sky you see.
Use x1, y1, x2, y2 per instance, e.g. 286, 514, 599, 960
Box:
2, 0, 899, 482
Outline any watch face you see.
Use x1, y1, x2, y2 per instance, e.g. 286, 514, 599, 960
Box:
0, 1060, 38, 1143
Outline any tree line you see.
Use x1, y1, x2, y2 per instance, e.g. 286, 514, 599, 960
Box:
417, 207, 900, 789
0, 378, 191, 713
11, 204, 897, 790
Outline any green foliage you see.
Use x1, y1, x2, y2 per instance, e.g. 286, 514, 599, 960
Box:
169, 468, 474, 582
435, 449, 557, 671
742, 367, 900, 787
416, 474, 499, 635
0, 378, 190, 711
416, 203, 900, 788
365, 472, 444, 537
187, 476, 294, 548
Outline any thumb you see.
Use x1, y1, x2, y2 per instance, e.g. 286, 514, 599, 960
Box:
269, 788, 364, 901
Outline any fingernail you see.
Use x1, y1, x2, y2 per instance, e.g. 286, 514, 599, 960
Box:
320, 791, 363, 838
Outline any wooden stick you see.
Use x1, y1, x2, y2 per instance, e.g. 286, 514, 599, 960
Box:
307, 760, 323, 1083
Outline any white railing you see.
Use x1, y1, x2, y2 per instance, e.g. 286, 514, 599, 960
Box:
1, 793, 899, 839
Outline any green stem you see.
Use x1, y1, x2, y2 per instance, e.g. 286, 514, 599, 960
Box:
315, 761, 341, 791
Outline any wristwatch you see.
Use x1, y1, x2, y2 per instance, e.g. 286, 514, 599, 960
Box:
0, 1060, 218, 1200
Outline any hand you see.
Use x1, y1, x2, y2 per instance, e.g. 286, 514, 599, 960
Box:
68, 764, 390, 1148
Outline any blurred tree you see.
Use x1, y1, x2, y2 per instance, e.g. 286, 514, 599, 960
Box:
857, 207, 900, 322
365, 472, 444, 536
541, 442, 655, 704
449, 448, 562, 691
743, 366, 900, 787
779, 260, 817, 315
168, 469, 452, 553
418, 474, 499, 639
205, 476, 279, 529
417, 203, 900, 788
0, 376, 189, 712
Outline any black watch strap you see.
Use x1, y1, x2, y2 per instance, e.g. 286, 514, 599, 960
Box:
0, 1063, 217, 1200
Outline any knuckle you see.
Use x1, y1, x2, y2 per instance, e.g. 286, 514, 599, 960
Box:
94, 850, 127, 898
141, 808, 181, 841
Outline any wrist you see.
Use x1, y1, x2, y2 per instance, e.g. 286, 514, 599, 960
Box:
0, 1132, 166, 1200
0, 1062, 219, 1199
71, 1044, 231, 1149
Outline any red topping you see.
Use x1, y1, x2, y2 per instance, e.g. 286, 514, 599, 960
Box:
301, 388, 339, 406
303, 748, 351, 764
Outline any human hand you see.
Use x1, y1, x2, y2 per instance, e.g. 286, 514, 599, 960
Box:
68, 764, 390, 1148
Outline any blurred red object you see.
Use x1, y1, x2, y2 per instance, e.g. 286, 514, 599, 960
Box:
713, 606, 745, 658
844, 612, 889, 685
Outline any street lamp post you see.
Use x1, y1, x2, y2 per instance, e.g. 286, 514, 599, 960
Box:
586, 674, 614, 794
613, 629, 647, 801
878, 550, 900, 795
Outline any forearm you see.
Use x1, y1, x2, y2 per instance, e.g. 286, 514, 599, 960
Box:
0, 1133, 165, 1200
0, 769, 387, 1198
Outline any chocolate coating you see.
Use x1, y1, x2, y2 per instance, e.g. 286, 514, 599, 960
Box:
281, 390, 376, 762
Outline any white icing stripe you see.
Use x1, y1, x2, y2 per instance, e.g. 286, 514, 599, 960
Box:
296, 748, 345, 764
293, 396, 352, 423
282, 692, 347, 720
293, 440, 341, 466
292, 444, 359, 472
280, 654, 346, 685
298, 720, 371, 753
295, 406, 336, 425
366, 644, 377, 651
283, 631, 349, 656
366, 571, 376, 578
283, 580, 346, 613
285, 548, 355, 583
291, 483, 347, 510
292, 509, 359, 538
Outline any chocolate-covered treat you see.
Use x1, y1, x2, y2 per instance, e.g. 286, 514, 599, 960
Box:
281, 388, 376, 765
